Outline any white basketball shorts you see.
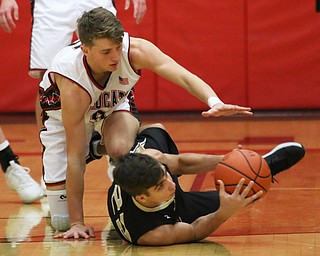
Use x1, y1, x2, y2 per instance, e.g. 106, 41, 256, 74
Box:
29, 0, 117, 78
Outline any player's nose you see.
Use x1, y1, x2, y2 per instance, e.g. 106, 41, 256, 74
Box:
168, 180, 176, 192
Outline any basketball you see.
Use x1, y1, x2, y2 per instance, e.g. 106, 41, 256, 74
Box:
214, 149, 272, 197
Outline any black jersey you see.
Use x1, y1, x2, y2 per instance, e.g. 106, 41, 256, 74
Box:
107, 127, 220, 245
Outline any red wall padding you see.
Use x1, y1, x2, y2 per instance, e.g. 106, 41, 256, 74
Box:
1, 0, 319, 113
0, 0, 37, 113
247, 0, 320, 109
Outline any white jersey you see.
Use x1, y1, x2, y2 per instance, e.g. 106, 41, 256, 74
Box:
39, 33, 140, 124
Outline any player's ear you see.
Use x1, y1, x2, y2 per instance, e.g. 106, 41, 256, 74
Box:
135, 194, 147, 203
81, 45, 90, 55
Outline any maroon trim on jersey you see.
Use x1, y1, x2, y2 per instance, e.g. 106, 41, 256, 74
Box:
29, 68, 47, 73
45, 180, 66, 186
82, 55, 110, 90
48, 71, 93, 105
127, 35, 141, 76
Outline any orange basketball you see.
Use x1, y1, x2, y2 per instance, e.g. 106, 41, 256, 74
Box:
214, 149, 272, 197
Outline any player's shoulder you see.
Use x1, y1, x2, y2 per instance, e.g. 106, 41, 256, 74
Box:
51, 40, 82, 68
60, 40, 81, 57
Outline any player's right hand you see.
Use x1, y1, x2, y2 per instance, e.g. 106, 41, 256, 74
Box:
53, 224, 95, 239
0, 0, 19, 33
201, 103, 253, 117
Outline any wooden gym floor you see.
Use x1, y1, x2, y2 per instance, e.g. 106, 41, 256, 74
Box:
0, 111, 319, 256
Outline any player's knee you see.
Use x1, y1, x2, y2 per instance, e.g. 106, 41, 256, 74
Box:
151, 123, 166, 130
107, 143, 131, 160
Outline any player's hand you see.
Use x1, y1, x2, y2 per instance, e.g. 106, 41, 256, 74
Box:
0, 0, 19, 33
53, 223, 95, 239
201, 103, 253, 117
125, 0, 147, 24
217, 179, 263, 218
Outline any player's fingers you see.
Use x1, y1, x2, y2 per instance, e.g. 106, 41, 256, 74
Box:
6, 12, 15, 27
237, 144, 244, 149
53, 233, 64, 239
216, 180, 225, 193
238, 111, 253, 116
88, 227, 95, 237
240, 180, 254, 198
0, 14, 9, 32
233, 178, 245, 194
134, 1, 146, 24
247, 190, 263, 203
13, 6, 19, 20
124, 0, 130, 10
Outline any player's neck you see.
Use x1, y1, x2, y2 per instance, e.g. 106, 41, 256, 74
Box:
134, 196, 175, 210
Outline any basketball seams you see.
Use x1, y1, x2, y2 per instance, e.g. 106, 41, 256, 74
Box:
218, 162, 268, 192
237, 150, 271, 179
214, 149, 272, 197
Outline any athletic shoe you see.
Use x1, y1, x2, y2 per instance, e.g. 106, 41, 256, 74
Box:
86, 131, 102, 164
263, 142, 305, 178
5, 161, 44, 203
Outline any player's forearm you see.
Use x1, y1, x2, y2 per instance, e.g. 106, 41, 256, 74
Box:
191, 209, 230, 241
66, 165, 85, 225
174, 153, 223, 175
182, 73, 219, 107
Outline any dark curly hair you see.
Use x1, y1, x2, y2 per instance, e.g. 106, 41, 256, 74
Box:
113, 153, 165, 196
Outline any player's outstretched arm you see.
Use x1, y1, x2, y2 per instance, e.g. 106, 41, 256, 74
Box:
0, 0, 18, 33
129, 38, 252, 118
137, 179, 263, 245
142, 148, 223, 175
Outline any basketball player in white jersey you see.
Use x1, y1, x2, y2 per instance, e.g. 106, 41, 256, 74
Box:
39, 7, 253, 237
0, 0, 146, 203
0, 0, 146, 124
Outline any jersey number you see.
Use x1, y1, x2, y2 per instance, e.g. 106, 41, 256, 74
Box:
110, 185, 132, 242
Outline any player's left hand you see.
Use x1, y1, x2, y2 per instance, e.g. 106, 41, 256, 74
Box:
217, 179, 263, 218
54, 223, 95, 239
125, 0, 147, 24
201, 103, 253, 117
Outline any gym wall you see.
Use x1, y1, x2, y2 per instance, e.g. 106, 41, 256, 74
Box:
0, 0, 319, 113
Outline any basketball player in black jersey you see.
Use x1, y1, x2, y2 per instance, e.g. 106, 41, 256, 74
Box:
106, 125, 305, 245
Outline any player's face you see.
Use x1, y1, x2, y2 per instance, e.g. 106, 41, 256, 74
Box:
83, 38, 122, 73
145, 166, 176, 205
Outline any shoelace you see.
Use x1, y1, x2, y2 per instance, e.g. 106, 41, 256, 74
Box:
8, 165, 33, 189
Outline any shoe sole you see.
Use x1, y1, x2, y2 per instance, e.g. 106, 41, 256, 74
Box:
22, 193, 44, 204
263, 142, 303, 158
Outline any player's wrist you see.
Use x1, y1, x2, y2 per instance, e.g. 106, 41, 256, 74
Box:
207, 96, 223, 108
70, 221, 85, 228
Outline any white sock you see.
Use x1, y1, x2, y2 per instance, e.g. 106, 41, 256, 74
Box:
46, 190, 70, 231
106, 155, 115, 181
92, 140, 102, 156
0, 140, 9, 151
